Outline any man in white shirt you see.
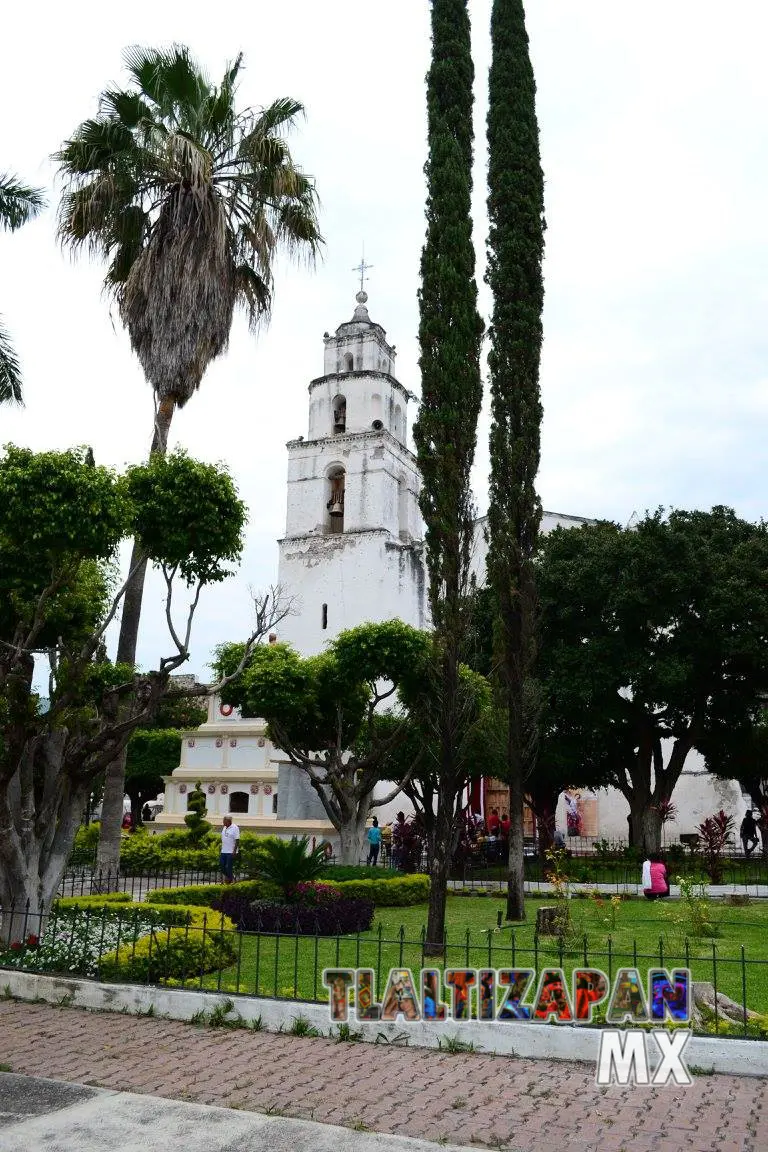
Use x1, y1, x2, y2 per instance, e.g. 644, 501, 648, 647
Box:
220, 816, 240, 884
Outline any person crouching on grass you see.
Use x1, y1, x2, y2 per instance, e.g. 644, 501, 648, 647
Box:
641, 851, 669, 900
220, 815, 240, 884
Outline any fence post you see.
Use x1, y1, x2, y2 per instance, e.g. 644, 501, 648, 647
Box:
376, 923, 383, 999
712, 940, 719, 1034
235, 927, 244, 997
274, 927, 281, 998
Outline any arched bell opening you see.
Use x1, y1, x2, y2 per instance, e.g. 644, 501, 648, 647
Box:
325, 466, 346, 534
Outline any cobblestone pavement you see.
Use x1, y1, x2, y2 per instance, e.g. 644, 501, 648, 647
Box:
0, 1001, 766, 1151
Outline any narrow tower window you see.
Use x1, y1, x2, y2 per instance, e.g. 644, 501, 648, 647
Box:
332, 394, 346, 434
344, 353, 354, 372
322, 603, 328, 630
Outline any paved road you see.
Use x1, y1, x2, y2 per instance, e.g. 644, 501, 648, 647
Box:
1, 1001, 766, 1151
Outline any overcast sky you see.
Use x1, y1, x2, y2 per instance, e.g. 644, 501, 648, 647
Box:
2, 1, 767, 679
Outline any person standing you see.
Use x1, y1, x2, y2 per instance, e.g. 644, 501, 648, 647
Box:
220, 815, 240, 884
740, 810, 759, 857
487, 808, 500, 836
366, 816, 382, 866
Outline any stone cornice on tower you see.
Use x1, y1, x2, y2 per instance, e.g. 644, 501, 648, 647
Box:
286, 425, 417, 464
308, 369, 417, 403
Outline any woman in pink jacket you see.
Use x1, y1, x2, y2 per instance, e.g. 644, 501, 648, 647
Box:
642, 852, 669, 900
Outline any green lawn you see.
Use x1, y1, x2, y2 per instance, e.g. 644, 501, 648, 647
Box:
193, 894, 768, 1020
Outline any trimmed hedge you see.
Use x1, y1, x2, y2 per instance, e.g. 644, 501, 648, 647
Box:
331, 875, 430, 906
146, 874, 427, 911
99, 923, 236, 983
54, 893, 132, 911
115, 830, 283, 876
231, 897, 375, 935
319, 865, 400, 882
98, 904, 237, 983
144, 879, 272, 906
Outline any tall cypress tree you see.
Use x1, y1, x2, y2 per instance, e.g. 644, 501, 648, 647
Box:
485, 0, 546, 921
413, 0, 483, 951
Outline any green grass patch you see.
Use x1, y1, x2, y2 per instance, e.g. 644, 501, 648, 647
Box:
177, 895, 768, 1018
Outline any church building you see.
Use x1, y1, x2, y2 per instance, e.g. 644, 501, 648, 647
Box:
157, 290, 745, 850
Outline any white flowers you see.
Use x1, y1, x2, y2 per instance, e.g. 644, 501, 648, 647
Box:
0, 909, 158, 976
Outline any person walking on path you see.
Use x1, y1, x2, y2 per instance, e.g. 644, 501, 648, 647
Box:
366, 816, 382, 866
220, 815, 240, 884
741, 810, 759, 857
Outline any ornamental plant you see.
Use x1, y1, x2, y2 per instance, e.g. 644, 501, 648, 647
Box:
183, 782, 211, 846
255, 836, 329, 899
697, 810, 735, 883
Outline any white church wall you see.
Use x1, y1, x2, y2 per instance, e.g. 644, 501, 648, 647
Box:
471, 510, 594, 583
278, 530, 428, 655
554, 748, 749, 846
283, 432, 419, 540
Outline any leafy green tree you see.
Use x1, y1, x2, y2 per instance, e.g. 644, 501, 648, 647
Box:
485, 0, 546, 920
374, 667, 494, 867
462, 588, 608, 861
701, 707, 768, 858
215, 621, 432, 864
125, 694, 208, 826
1, 173, 45, 405
412, 0, 483, 953
125, 728, 181, 827
183, 781, 211, 845
537, 509, 768, 854
54, 45, 322, 876
0, 446, 256, 937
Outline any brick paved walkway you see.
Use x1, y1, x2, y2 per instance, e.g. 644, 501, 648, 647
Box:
0, 1001, 765, 1151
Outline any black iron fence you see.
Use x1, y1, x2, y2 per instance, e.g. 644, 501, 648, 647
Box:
58, 866, 233, 899
2, 902, 766, 1038
58, 854, 768, 904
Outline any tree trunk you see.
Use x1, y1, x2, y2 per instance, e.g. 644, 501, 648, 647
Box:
506, 774, 526, 921
425, 814, 452, 956
636, 804, 663, 855
0, 779, 86, 946
95, 396, 176, 883
338, 814, 367, 866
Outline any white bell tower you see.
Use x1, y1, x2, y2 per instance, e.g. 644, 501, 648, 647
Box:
277, 285, 428, 655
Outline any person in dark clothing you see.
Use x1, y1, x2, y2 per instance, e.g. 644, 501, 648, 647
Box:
741, 811, 759, 856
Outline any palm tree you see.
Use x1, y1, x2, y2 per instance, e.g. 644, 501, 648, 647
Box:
54, 46, 323, 875
0, 174, 45, 405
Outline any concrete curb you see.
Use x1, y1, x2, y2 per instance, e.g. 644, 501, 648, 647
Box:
3, 968, 768, 1078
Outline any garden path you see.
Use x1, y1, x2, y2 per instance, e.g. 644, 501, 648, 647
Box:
0, 1000, 765, 1151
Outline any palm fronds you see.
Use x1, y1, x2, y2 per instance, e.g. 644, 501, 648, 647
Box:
255, 836, 329, 897
0, 316, 23, 405
0, 171, 44, 406
0, 174, 45, 232
54, 44, 322, 404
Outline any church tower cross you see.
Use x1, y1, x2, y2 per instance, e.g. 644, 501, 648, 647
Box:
352, 253, 373, 294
